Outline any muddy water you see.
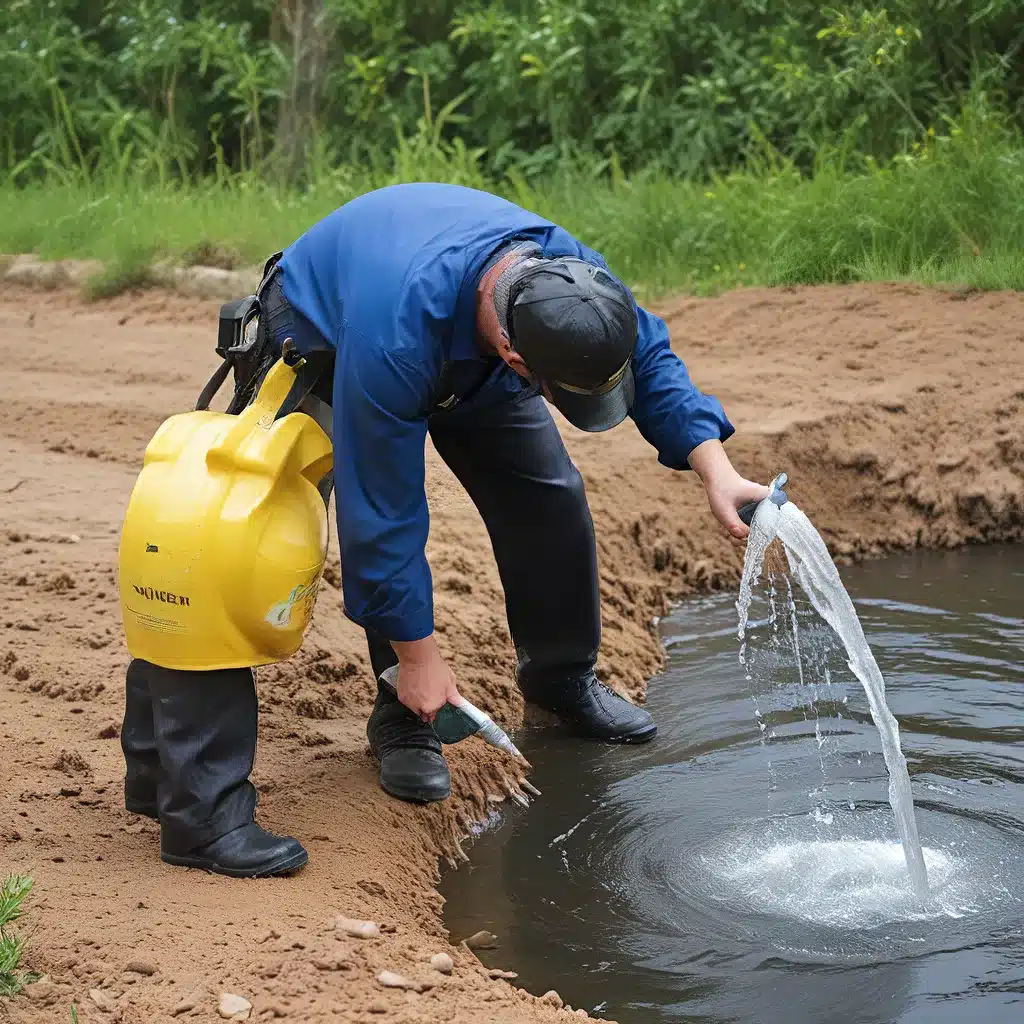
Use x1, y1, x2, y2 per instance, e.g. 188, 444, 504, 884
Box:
441, 544, 1024, 1023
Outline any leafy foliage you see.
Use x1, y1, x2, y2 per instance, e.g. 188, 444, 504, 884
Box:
1, 0, 1022, 182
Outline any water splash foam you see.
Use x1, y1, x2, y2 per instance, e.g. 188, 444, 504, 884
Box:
703, 838, 968, 929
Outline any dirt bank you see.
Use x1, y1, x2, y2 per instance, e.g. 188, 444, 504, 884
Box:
1, 280, 1021, 1024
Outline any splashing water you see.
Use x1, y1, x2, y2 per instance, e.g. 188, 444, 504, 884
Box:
737, 498, 931, 900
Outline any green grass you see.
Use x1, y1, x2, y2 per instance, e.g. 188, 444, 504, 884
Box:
82, 251, 158, 301
0, 873, 37, 998
1, 104, 1023, 302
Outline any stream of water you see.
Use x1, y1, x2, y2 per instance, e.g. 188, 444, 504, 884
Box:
739, 498, 930, 898
441, 543, 1024, 1023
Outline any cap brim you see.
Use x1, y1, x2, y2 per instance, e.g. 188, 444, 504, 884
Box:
546, 363, 635, 433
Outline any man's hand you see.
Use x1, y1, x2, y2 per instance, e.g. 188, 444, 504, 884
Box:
391, 634, 462, 722
687, 439, 770, 544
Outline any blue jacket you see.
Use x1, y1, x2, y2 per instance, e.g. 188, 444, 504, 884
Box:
278, 183, 734, 643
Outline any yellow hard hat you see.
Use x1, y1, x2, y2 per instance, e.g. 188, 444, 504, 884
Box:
117, 356, 334, 671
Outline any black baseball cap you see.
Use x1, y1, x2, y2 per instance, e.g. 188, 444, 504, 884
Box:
502, 256, 638, 432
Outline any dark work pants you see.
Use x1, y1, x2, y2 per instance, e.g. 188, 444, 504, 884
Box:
122, 660, 259, 851
365, 390, 602, 697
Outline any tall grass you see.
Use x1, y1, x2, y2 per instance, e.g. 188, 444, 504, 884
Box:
2, 96, 1022, 299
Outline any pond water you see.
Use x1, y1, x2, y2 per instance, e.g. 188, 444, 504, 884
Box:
440, 543, 1024, 1023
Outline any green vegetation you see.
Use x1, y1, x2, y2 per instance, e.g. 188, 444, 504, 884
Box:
0, 873, 37, 998
3, 0, 1023, 182
1, 2, 1022, 295
2, 93, 1023, 299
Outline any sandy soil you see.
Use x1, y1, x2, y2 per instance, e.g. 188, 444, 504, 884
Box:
1, 280, 1022, 1024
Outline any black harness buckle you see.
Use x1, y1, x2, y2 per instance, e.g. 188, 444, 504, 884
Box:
196, 252, 285, 412
216, 294, 260, 360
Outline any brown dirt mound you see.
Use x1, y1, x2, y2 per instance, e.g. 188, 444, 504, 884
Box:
1, 280, 1021, 1023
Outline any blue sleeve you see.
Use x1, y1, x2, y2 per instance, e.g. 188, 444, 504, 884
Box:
557, 234, 735, 471
629, 305, 735, 471
331, 328, 435, 643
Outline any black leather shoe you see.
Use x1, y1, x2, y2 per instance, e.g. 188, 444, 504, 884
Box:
524, 672, 657, 743
161, 822, 308, 878
366, 683, 451, 804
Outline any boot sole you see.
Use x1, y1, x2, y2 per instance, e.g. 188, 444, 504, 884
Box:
380, 777, 451, 804
565, 721, 658, 744
160, 847, 309, 878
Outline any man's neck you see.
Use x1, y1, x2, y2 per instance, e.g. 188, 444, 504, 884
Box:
474, 240, 543, 356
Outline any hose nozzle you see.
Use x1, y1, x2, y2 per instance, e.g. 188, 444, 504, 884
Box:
737, 472, 790, 528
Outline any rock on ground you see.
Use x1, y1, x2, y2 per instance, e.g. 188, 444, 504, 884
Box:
218, 992, 252, 1020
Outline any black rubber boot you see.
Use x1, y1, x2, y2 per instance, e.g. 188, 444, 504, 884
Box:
121, 660, 160, 820
366, 682, 451, 804
139, 661, 308, 878
523, 672, 657, 743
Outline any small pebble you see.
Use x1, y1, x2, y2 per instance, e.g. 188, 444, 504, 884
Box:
540, 989, 563, 1008
171, 994, 199, 1016
368, 999, 388, 1014
125, 960, 156, 976
218, 992, 252, 1020
376, 970, 414, 990
335, 915, 380, 939
430, 952, 454, 975
464, 929, 498, 950
487, 968, 518, 980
